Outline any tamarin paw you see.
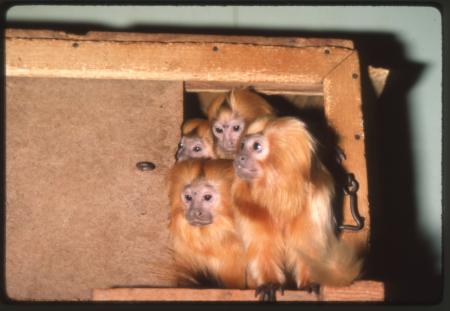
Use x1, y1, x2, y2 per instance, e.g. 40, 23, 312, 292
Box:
255, 283, 284, 302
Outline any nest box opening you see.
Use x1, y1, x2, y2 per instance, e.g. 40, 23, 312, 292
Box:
182, 86, 352, 232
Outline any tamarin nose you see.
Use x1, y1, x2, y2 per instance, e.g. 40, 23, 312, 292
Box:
194, 210, 203, 217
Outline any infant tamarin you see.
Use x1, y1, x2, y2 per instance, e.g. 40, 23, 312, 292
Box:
168, 159, 246, 288
207, 89, 275, 159
232, 116, 362, 301
176, 119, 215, 161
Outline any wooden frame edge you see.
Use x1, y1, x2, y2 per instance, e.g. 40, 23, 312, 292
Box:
91, 281, 384, 302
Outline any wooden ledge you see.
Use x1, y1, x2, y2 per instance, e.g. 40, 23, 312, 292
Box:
5, 28, 353, 89
92, 280, 384, 302
5, 29, 354, 49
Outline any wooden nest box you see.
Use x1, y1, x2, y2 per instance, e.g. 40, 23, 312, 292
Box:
5, 29, 383, 302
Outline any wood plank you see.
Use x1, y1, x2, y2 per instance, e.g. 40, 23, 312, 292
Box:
185, 81, 323, 95
5, 28, 354, 49
91, 281, 384, 302
321, 281, 385, 302
323, 51, 370, 248
5, 30, 353, 83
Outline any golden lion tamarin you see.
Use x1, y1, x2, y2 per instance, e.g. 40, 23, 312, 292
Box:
232, 116, 362, 301
207, 89, 275, 159
167, 159, 246, 288
176, 119, 215, 161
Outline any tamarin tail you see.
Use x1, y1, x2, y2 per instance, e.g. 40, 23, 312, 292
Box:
299, 238, 365, 287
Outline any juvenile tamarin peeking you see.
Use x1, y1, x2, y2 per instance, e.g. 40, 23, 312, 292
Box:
167, 159, 247, 289
207, 89, 275, 159
232, 116, 363, 301
176, 119, 215, 161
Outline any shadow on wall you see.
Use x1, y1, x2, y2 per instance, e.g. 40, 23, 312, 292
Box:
3, 21, 442, 303
348, 32, 441, 304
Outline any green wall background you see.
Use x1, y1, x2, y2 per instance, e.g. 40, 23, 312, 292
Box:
6, 6, 442, 274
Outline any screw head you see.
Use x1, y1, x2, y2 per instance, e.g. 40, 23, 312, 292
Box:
136, 161, 156, 171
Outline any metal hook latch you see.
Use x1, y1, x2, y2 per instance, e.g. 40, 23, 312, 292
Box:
339, 173, 365, 231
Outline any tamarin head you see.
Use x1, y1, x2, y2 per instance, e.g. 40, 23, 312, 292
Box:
176, 119, 215, 161
234, 116, 316, 183
208, 88, 274, 158
182, 178, 218, 226
169, 159, 234, 226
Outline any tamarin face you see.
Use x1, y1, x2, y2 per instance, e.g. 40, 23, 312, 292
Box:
211, 113, 245, 154
234, 133, 269, 181
181, 180, 219, 226
176, 136, 211, 161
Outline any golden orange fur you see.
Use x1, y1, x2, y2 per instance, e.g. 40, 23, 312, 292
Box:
181, 119, 206, 135
167, 159, 246, 288
207, 88, 274, 122
232, 116, 362, 290
177, 118, 216, 160
207, 88, 275, 159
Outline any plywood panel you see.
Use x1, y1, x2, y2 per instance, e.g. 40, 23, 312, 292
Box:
5, 77, 183, 300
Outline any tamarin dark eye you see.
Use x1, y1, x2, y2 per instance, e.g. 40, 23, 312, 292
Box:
233, 125, 240, 131
184, 194, 192, 201
253, 142, 262, 152
215, 127, 223, 134
193, 146, 202, 152
204, 194, 212, 201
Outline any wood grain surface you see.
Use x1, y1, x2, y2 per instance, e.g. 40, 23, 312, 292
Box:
92, 281, 384, 302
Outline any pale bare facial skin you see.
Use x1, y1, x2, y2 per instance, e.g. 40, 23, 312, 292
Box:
176, 136, 212, 161
212, 116, 245, 154
234, 134, 269, 181
182, 181, 218, 226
